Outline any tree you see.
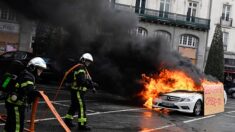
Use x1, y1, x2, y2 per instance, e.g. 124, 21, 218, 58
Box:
205, 24, 224, 82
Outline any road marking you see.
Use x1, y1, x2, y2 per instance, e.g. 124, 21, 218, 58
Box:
139, 115, 216, 132
88, 108, 145, 115
87, 110, 96, 113
226, 110, 235, 114
0, 108, 145, 126
52, 102, 70, 107
51, 102, 99, 109
0, 100, 70, 106
0, 99, 95, 106
183, 115, 215, 123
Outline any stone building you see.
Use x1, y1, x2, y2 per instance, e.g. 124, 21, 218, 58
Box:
0, 3, 35, 54
114, 0, 211, 71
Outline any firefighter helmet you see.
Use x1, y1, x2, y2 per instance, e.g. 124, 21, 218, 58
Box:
80, 53, 93, 62
27, 57, 47, 69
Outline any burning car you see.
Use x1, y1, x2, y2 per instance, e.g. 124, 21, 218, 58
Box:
140, 69, 228, 116
152, 90, 227, 116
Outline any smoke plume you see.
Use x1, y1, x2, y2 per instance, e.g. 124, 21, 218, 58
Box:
2, 0, 209, 99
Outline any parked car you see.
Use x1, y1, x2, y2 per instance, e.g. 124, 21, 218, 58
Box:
0, 51, 79, 84
152, 90, 227, 116
224, 82, 235, 98
0, 51, 34, 76
227, 87, 235, 98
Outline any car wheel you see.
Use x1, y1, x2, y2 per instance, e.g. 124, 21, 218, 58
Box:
193, 100, 202, 116
232, 92, 235, 98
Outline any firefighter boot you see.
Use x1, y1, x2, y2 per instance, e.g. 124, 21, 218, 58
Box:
64, 119, 75, 128
78, 124, 91, 131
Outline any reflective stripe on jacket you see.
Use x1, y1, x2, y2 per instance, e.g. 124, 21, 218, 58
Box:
71, 68, 89, 91
7, 80, 34, 106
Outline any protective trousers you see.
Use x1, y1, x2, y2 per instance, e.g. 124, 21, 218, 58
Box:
65, 90, 87, 127
4, 101, 25, 132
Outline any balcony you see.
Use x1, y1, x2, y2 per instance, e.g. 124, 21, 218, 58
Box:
115, 3, 210, 31
220, 17, 233, 27
0, 21, 20, 33
0, 18, 18, 24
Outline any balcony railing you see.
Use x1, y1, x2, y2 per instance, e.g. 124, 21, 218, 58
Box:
115, 3, 210, 30
220, 17, 233, 27
0, 18, 18, 24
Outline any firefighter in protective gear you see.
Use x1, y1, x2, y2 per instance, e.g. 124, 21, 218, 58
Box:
64, 53, 97, 131
4, 57, 47, 132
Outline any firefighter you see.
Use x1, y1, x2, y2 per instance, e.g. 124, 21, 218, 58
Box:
64, 53, 97, 131
4, 57, 47, 132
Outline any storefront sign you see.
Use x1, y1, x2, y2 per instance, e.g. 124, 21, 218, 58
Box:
0, 21, 19, 33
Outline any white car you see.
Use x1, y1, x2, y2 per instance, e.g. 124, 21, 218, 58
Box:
152, 90, 227, 116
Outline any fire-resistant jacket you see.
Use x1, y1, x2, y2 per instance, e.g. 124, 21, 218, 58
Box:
70, 64, 92, 92
6, 69, 36, 106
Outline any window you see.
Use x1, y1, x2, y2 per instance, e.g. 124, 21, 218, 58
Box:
225, 58, 235, 65
0, 8, 16, 21
223, 32, 229, 51
154, 30, 171, 41
136, 27, 147, 37
1, 8, 8, 19
159, 0, 171, 18
186, 1, 198, 22
222, 4, 231, 21
135, 0, 146, 14
179, 34, 198, 47
8, 10, 15, 20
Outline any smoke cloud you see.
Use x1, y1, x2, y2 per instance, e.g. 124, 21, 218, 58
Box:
2, 0, 210, 99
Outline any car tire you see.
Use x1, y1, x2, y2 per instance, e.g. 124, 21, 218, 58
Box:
193, 100, 203, 116
232, 92, 235, 98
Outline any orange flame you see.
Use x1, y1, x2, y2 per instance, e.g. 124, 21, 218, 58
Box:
139, 69, 221, 109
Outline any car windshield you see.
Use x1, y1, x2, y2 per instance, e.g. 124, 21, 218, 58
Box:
1, 52, 14, 59
14, 52, 27, 60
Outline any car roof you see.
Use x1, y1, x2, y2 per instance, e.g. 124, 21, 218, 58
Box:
0, 51, 34, 60
2, 51, 31, 53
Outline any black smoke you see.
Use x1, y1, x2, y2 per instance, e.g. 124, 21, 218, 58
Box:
2, 0, 210, 99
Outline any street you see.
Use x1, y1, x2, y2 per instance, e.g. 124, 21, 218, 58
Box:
0, 84, 235, 132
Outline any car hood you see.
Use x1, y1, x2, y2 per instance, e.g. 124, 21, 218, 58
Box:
163, 92, 201, 98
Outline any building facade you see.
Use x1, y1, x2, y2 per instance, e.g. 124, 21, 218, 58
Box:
0, 3, 35, 54
207, 0, 235, 83
208, 0, 235, 80
114, 0, 211, 71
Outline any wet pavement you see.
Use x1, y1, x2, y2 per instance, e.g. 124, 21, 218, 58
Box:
0, 84, 235, 132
